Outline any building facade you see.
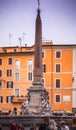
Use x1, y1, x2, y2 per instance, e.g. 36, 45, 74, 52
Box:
0, 41, 76, 114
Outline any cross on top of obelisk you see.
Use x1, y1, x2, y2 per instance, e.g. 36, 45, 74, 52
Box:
37, 0, 40, 14
37, 0, 40, 9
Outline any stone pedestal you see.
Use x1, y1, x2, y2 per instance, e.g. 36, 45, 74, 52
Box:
21, 85, 52, 115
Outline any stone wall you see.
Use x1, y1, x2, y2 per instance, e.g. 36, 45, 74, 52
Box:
0, 115, 73, 130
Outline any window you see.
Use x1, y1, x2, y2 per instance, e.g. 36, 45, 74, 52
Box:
8, 58, 12, 64
15, 89, 19, 97
0, 81, 2, 89
15, 73, 19, 81
56, 79, 60, 88
15, 60, 20, 70
42, 52, 44, 58
0, 70, 2, 77
7, 81, 13, 88
6, 96, 12, 103
56, 51, 61, 58
42, 64, 46, 73
56, 64, 60, 72
55, 95, 60, 102
0, 59, 2, 65
28, 59, 32, 70
0, 96, 3, 103
7, 70, 12, 76
28, 72, 32, 81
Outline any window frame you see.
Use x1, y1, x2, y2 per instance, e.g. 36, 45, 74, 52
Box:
28, 72, 32, 81
42, 64, 46, 73
7, 69, 12, 76
55, 51, 62, 59
15, 60, 20, 70
42, 51, 45, 58
6, 96, 12, 103
55, 63, 61, 73
0, 96, 3, 103
28, 59, 32, 70
0, 58, 2, 65
15, 73, 20, 81
14, 89, 19, 97
55, 78, 61, 88
0, 70, 2, 77
55, 94, 61, 103
8, 58, 12, 65
7, 81, 13, 88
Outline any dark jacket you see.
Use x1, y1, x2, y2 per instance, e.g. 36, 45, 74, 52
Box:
39, 123, 50, 130
0, 126, 2, 130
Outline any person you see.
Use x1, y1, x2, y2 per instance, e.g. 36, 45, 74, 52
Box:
10, 122, 18, 130
46, 119, 57, 130
17, 123, 24, 130
29, 123, 37, 130
56, 123, 61, 130
71, 118, 76, 130
39, 117, 50, 130
60, 121, 69, 130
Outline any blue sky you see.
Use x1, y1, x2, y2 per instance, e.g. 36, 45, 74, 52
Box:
0, 0, 76, 47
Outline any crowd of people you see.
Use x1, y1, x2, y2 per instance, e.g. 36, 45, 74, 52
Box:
38, 117, 76, 130
0, 117, 76, 130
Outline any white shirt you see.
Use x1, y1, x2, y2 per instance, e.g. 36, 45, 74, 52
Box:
61, 125, 69, 130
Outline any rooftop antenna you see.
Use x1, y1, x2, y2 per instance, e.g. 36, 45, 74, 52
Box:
9, 34, 13, 46
19, 37, 22, 47
22, 33, 26, 45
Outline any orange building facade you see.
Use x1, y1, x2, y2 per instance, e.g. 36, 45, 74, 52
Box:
0, 41, 76, 114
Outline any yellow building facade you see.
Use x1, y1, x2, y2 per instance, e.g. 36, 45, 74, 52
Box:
0, 41, 76, 114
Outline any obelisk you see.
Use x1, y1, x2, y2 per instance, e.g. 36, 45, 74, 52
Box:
22, 0, 52, 115
33, 1, 43, 86
28, 1, 45, 107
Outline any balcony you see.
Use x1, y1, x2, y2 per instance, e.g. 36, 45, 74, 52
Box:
12, 96, 26, 103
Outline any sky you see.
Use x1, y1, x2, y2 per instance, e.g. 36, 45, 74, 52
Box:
0, 0, 76, 47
